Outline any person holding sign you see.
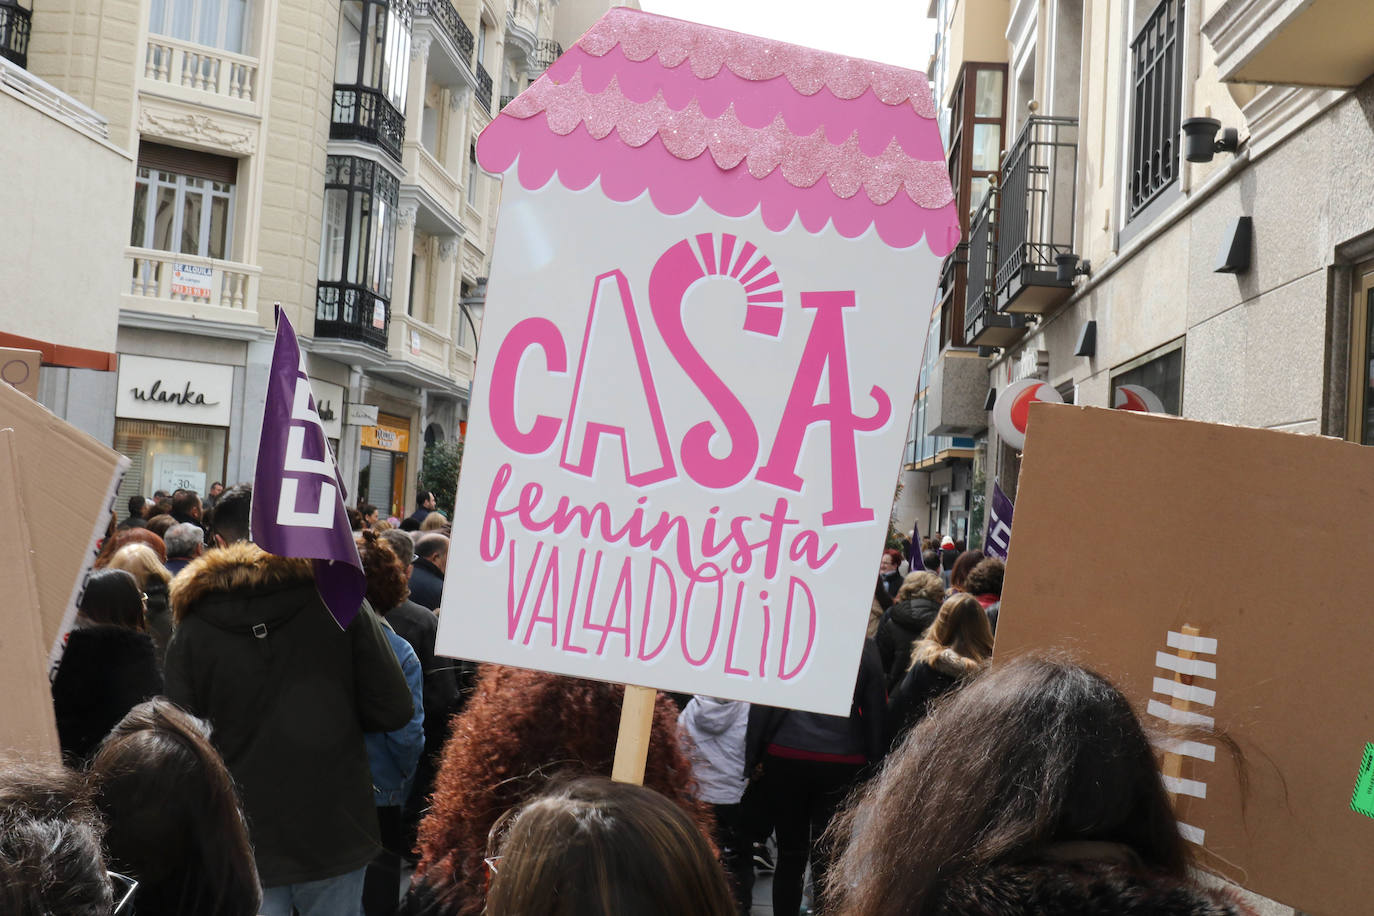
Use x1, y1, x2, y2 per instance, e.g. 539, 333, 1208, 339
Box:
826, 656, 1258, 916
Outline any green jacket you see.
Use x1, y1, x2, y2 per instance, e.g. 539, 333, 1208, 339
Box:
166, 542, 413, 886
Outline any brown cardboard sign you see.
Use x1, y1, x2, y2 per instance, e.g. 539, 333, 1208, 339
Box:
0, 429, 61, 761
0, 347, 41, 400
994, 404, 1374, 916
0, 379, 128, 674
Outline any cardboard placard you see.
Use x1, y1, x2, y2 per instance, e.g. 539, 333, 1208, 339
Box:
0, 429, 61, 761
994, 404, 1374, 916
0, 380, 129, 672
0, 347, 41, 400
435, 9, 959, 715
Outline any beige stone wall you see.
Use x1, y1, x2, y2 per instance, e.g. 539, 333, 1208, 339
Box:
25, 0, 142, 151
0, 86, 133, 353
255, 0, 336, 333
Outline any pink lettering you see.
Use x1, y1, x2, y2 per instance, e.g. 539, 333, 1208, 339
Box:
779, 577, 818, 680
757, 291, 891, 525
723, 581, 750, 677
637, 558, 677, 661
680, 575, 724, 667
489, 317, 566, 455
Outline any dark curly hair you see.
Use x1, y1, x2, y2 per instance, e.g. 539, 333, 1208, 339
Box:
412, 667, 711, 915
356, 530, 409, 612
964, 556, 1005, 598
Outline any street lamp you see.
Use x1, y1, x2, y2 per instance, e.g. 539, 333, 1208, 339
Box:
459, 277, 487, 356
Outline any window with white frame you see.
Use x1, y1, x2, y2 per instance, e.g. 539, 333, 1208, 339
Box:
147, 0, 251, 53
466, 143, 480, 207
318, 155, 400, 298
1126, 0, 1185, 222
130, 144, 237, 260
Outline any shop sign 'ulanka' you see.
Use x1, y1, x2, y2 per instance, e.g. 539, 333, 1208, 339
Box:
437, 9, 959, 714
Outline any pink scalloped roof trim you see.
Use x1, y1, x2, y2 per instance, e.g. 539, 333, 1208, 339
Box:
541, 46, 944, 159
501, 72, 953, 209
478, 8, 959, 253
577, 8, 938, 115
479, 118, 961, 254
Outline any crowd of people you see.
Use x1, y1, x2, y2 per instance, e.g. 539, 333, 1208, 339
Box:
4, 491, 1263, 916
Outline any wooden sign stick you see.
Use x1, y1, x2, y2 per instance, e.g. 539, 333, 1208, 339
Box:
611, 684, 657, 786
1161, 623, 1201, 793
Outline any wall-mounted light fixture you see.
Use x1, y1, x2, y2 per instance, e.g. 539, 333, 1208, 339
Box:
1214, 216, 1253, 275
1074, 320, 1097, 358
1181, 118, 1240, 163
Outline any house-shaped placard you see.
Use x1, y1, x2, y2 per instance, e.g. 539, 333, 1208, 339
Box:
437, 9, 958, 714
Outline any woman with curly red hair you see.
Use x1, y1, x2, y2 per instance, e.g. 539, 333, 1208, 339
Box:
401, 667, 712, 916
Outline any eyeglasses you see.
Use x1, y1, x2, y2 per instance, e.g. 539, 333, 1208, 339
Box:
109, 871, 138, 914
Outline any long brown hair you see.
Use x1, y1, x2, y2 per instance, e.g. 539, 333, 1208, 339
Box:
825, 655, 1192, 916
486, 776, 735, 916
413, 667, 710, 915
89, 698, 261, 916
910, 593, 993, 669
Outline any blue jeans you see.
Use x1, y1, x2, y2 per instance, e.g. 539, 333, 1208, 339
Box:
260, 866, 368, 916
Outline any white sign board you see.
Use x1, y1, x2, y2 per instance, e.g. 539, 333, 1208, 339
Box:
436, 9, 958, 714
171, 262, 213, 299
152, 454, 206, 495
348, 403, 380, 426
309, 378, 345, 440
115, 354, 233, 427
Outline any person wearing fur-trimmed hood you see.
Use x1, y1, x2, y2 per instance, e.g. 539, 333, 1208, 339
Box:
164, 541, 413, 916
885, 593, 993, 750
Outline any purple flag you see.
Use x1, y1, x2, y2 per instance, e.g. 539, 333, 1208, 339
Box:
251, 310, 366, 629
984, 482, 1014, 561
907, 518, 921, 570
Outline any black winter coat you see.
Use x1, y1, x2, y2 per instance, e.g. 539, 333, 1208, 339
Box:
409, 558, 445, 611
51, 625, 162, 763
886, 647, 979, 750
873, 597, 941, 689
144, 578, 172, 669
384, 599, 465, 756
165, 543, 413, 887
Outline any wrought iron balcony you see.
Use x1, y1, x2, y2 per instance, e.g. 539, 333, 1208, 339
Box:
331, 84, 405, 162
316, 282, 390, 350
964, 190, 1025, 349
475, 62, 493, 113
0, 0, 32, 69
532, 38, 562, 70
415, 0, 473, 65
995, 115, 1079, 316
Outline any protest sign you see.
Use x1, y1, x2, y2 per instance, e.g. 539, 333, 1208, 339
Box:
983, 481, 1013, 560
436, 8, 958, 717
0, 375, 128, 674
994, 403, 1374, 916
251, 310, 365, 629
0, 429, 61, 761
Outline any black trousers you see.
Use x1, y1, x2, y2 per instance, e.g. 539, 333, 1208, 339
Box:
761, 755, 863, 916
712, 802, 755, 915
362, 805, 405, 916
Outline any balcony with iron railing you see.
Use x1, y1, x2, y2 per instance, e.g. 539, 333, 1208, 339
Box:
316, 282, 390, 349
533, 38, 562, 70
505, 0, 538, 58
331, 85, 406, 162
415, 0, 474, 69
963, 190, 1025, 349
995, 115, 1079, 316
143, 35, 258, 112
475, 62, 492, 113
0, 0, 30, 69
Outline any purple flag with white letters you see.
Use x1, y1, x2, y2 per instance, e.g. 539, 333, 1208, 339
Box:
984, 482, 1014, 561
251, 309, 366, 629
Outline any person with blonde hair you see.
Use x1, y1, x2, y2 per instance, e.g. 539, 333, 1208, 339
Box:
885, 593, 992, 749
873, 571, 945, 690
419, 511, 448, 532
106, 543, 173, 666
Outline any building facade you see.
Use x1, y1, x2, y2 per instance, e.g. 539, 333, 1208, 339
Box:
10, 0, 630, 517
906, 0, 1374, 552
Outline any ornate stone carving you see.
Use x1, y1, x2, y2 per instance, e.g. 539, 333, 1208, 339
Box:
137, 108, 254, 154
439, 237, 461, 261
410, 32, 433, 62
397, 202, 419, 229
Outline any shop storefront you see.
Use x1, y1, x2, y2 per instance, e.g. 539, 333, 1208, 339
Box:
113, 355, 233, 504
359, 412, 410, 518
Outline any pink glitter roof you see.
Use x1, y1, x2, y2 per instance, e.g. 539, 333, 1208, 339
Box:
477, 9, 960, 253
